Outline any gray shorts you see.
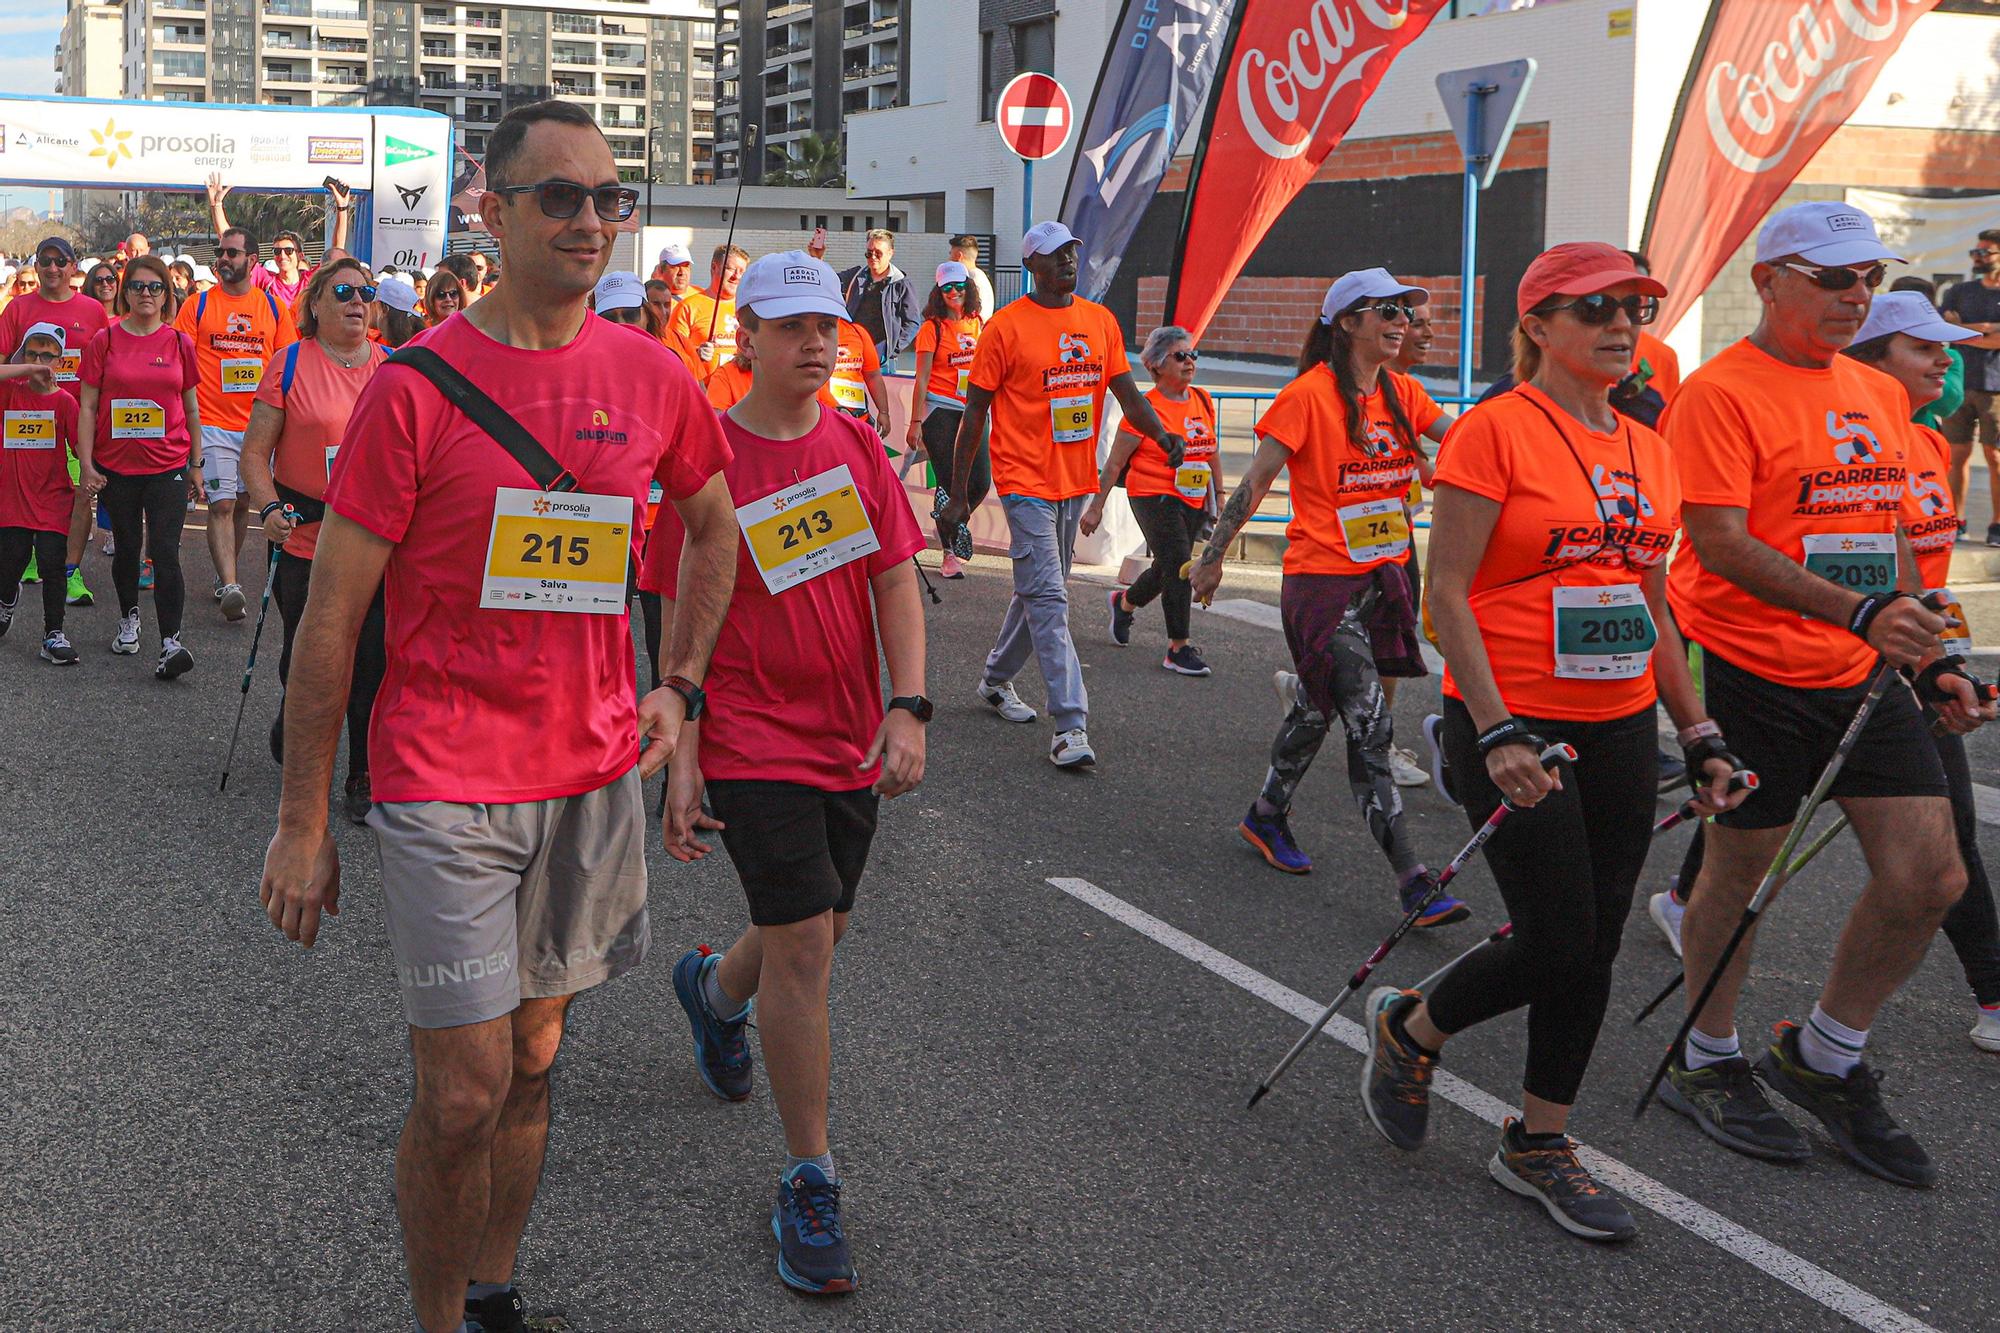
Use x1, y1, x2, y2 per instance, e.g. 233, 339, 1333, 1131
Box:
369, 767, 650, 1028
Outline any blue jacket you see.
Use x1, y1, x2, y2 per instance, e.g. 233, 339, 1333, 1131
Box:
839, 262, 923, 358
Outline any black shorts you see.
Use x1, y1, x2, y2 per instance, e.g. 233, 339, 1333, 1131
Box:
1702, 648, 1947, 830
705, 779, 880, 927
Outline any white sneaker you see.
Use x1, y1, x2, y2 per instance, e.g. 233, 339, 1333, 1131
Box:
112, 611, 141, 655
1274, 669, 1301, 717
156, 634, 193, 680
218, 583, 247, 621
39, 630, 79, 665
977, 677, 1037, 723
1971, 1007, 2000, 1053
1388, 745, 1429, 788
1050, 728, 1096, 768
0, 592, 14, 637
1648, 889, 1685, 959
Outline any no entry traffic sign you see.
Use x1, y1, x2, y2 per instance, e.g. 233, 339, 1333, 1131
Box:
996, 72, 1074, 161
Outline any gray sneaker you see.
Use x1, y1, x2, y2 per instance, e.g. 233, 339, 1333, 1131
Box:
977, 677, 1037, 723
1050, 728, 1096, 768
1656, 1049, 1811, 1162
218, 584, 247, 621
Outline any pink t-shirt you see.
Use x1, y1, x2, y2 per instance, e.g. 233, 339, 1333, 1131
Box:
642, 406, 925, 790
325, 312, 731, 804
79, 323, 200, 474
253, 264, 312, 307
0, 292, 109, 404
255, 338, 388, 560
0, 381, 79, 532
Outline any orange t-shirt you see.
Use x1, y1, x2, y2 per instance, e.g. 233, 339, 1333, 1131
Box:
916, 315, 984, 409
1666, 339, 1914, 689
667, 287, 736, 387
1119, 386, 1218, 508
968, 295, 1130, 501
1435, 385, 1681, 721
1256, 363, 1443, 576
825, 319, 881, 417
1633, 331, 1681, 403
705, 357, 752, 412
1902, 422, 1960, 593
173, 286, 298, 432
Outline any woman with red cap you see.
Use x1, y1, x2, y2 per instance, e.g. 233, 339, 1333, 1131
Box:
1355, 243, 1749, 1242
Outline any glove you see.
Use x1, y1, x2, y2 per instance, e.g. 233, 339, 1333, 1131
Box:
1681, 732, 1745, 796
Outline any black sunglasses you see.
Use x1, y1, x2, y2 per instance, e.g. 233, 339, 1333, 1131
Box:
497, 179, 639, 222
1779, 261, 1887, 292
1364, 301, 1414, 323
329, 282, 378, 304
125, 280, 167, 296
1168, 349, 1200, 364
1972, 248, 1997, 259
35, 254, 72, 267
273, 245, 299, 256
1539, 293, 1661, 326
90, 273, 118, 285
218, 246, 251, 258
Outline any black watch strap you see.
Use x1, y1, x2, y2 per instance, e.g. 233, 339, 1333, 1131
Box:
663, 674, 706, 720
888, 694, 932, 722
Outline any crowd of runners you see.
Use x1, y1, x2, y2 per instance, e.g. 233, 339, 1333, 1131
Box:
8, 98, 2000, 1327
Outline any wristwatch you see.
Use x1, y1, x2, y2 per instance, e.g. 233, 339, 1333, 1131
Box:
662, 674, 707, 720
887, 694, 933, 723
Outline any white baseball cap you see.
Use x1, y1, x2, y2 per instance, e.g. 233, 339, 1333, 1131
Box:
14, 321, 65, 361
1021, 220, 1078, 260
1853, 290, 1978, 346
657, 242, 692, 268
1320, 268, 1429, 325
593, 270, 647, 313
376, 276, 421, 316
193, 264, 216, 283
935, 261, 970, 287
735, 251, 847, 320
1756, 201, 1903, 267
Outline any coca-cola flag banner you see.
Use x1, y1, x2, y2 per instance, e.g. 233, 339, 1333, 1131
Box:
1165, 0, 1449, 339
1643, 0, 1942, 334
1059, 0, 1237, 303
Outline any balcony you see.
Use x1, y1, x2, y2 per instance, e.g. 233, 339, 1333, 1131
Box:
420, 41, 454, 56
262, 68, 312, 83
602, 81, 645, 101
320, 67, 364, 84
551, 80, 598, 98
603, 49, 643, 67
767, 2, 810, 19
767, 78, 810, 102
463, 45, 500, 61
602, 111, 643, 129
153, 58, 209, 80
552, 15, 599, 33
465, 13, 502, 28
768, 41, 811, 64
155, 26, 206, 46
842, 61, 895, 87
264, 2, 365, 19
157, 0, 205, 9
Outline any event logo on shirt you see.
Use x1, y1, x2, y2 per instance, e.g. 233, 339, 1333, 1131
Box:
1059, 332, 1092, 363
1792, 409, 1903, 516
1827, 410, 1882, 464
1043, 332, 1105, 393
226, 313, 253, 335
1912, 468, 1950, 518
1592, 464, 1656, 524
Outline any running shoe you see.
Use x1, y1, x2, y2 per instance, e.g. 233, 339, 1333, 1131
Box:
465, 1286, 527, 1333
1107, 588, 1133, 645
671, 947, 753, 1102
772, 1161, 855, 1294
1388, 745, 1428, 788
0, 593, 13, 639
1273, 669, 1301, 716
1756, 1021, 1936, 1188
1488, 1117, 1638, 1243
1657, 749, 1687, 791
1973, 1006, 2000, 1054
343, 773, 372, 827
1655, 1049, 1811, 1162
1648, 889, 1685, 959
21, 552, 38, 583
940, 551, 965, 580
219, 583, 247, 621
976, 677, 1036, 723
1420, 713, 1456, 805
111, 611, 140, 655
100, 530, 114, 556
1162, 644, 1210, 676
138, 559, 155, 591
65, 568, 92, 607
40, 630, 79, 665
212, 576, 223, 601
1400, 870, 1470, 928
1361, 986, 1435, 1151
1050, 728, 1096, 768
1987, 522, 2000, 548
1238, 805, 1310, 874
155, 635, 193, 680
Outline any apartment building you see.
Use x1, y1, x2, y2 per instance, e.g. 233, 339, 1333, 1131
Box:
100, 0, 714, 185
712, 0, 905, 184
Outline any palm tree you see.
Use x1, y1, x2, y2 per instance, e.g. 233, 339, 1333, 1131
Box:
765, 134, 844, 188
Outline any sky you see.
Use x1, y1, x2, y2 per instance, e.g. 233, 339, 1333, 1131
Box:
0, 0, 67, 215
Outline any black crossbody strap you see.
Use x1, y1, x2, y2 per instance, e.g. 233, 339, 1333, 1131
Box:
387, 345, 579, 493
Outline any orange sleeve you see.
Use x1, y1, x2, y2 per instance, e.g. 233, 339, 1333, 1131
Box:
173, 300, 196, 339
1254, 376, 1323, 455
914, 320, 938, 356
1430, 404, 1513, 504
968, 315, 1008, 394
1665, 380, 1757, 508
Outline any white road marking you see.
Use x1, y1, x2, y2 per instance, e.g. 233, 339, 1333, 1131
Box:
1045, 876, 1940, 1333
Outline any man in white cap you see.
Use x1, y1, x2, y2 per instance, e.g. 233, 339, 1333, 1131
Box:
650, 250, 927, 1296
590, 270, 648, 325
651, 242, 694, 307
1659, 200, 1993, 1187
938, 220, 1187, 768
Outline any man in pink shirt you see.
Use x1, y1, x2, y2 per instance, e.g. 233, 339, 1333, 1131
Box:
256, 101, 740, 1333
206, 172, 355, 307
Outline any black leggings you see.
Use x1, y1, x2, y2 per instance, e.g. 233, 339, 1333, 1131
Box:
100, 466, 188, 638
0, 527, 66, 634
638, 589, 663, 693
1124, 493, 1205, 641
922, 407, 990, 547
272, 548, 388, 777
1427, 698, 1659, 1106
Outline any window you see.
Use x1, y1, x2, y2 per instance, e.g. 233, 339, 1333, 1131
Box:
979, 30, 997, 121
1014, 17, 1054, 77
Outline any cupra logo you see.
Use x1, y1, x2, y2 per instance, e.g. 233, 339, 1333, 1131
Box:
89, 119, 133, 171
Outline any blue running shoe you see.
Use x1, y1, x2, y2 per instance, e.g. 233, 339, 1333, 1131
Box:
672, 947, 753, 1102
772, 1161, 856, 1294
1400, 870, 1471, 928
1239, 805, 1311, 874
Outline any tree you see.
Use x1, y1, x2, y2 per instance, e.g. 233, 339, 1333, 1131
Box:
765, 134, 844, 189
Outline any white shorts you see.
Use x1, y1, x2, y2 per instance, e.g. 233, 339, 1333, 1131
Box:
200, 425, 246, 500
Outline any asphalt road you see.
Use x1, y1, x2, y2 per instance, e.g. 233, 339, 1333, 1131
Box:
4, 525, 1998, 1332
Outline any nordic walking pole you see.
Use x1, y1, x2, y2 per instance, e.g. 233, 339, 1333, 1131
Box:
1246, 741, 1576, 1110
704, 126, 757, 358
911, 555, 940, 605
219, 511, 296, 792
1411, 772, 1759, 997
1633, 661, 1898, 1120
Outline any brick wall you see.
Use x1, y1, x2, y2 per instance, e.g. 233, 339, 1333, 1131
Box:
1135, 273, 1489, 374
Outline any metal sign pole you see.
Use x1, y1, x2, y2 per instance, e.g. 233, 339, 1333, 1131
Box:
1023, 156, 1035, 237
1456, 82, 1494, 405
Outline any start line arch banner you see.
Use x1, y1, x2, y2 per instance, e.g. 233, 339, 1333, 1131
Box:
0, 94, 451, 270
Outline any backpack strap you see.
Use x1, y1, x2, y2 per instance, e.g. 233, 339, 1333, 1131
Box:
387, 345, 579, 493
195, 291, 207, 324
279, 341, 303, 399
264, 289, 282, 327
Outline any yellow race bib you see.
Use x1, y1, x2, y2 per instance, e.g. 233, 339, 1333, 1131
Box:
480, 487, 633, 614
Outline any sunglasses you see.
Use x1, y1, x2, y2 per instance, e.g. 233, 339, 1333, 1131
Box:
496, 179, 638, 222
20, 349, 59, 363
330, 282, 378, 304
125, 280, 167, 297
1972, 248, 1997, 259
1168, 349, 1200, 364
218, 247, 250, 258
273, 245, 299, 256
1779, 261, 1887, 292
939, 282, 967, 293
35, 254, 72, 268
1363, 301, 1414, 323
91, 274, 118, 285
1539, 293, 1661, 326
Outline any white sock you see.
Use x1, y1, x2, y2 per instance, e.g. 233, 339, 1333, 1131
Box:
1798, 1005, 1867, 1078
1684, 1027, 1740, 1069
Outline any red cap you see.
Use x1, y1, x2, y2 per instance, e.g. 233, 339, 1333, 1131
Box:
1517, 242, 1667, 317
